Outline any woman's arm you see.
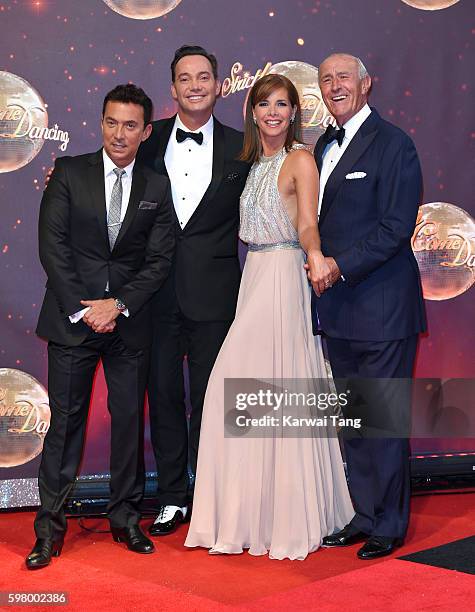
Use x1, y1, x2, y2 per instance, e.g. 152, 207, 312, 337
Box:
290, 149, 332, 296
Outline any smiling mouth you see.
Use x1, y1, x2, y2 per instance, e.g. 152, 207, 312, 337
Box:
112, 142, 126, 149
187, 95, 206, 102
264, 119, 282, 127
331, 95, 348, 102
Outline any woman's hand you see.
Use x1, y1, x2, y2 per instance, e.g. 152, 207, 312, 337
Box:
304, 249, 333, 297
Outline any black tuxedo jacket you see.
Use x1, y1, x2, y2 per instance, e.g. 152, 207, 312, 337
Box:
136, 116, 250, 322
36, 150, 175, 350
314, 109, 426, 341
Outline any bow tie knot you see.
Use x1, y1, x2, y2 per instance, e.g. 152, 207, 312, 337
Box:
176, 127, 204, 145
323, 125, 345, 147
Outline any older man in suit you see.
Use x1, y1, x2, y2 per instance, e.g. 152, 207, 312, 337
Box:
27, 84, 175, 569
313, 53, 426, 559
137, 45, 250, 535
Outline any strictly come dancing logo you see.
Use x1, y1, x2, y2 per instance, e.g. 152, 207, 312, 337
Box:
0, 71, 70, 173
102, 0, 181, 19
222, 61, 336, 150
0, 369, 50, 468
412, 202, 475, 300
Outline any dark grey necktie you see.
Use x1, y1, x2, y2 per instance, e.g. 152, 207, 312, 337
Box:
107, 167, 125, 249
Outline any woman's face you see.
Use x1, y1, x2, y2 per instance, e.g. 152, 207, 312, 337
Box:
253, 87, 295, 142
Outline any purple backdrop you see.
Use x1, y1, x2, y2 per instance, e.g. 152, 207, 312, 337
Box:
0, 0, 473, 486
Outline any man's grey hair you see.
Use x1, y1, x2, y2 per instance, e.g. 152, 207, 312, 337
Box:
319, 53, 370, 80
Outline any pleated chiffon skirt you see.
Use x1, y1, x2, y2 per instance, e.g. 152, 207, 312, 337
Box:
185, 248, 354, 560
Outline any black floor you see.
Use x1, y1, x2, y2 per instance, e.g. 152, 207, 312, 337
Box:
399, 535, 475, 575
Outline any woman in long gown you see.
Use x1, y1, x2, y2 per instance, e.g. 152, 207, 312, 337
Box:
185, 74, 354, 560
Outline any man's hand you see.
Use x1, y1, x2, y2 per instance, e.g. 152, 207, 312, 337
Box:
304, 254, 342, 297
99, 321, 117, 333
325, 257, 342, 285
81, 298, 119, 333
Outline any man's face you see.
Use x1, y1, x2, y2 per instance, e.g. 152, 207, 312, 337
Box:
101, 101, 152, 167
171, 54, 221, 119
318, 54, 371, 126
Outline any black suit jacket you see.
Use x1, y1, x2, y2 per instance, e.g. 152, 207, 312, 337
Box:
314, 109, 426, 341
136, 116, 250, 322
36, 150, 175, 349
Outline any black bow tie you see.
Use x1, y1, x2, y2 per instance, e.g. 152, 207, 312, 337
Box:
176, 127, 203, 145
323, 125, 345, 147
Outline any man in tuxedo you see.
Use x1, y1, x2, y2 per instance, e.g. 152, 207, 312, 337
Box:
313, 54, 426, 559
137, 45, 249, 535
27, 84, 175, 569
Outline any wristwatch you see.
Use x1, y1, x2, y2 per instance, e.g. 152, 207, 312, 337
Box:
113, 297, 127, 313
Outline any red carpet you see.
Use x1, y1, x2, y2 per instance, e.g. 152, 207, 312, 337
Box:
1, 492, 474, 611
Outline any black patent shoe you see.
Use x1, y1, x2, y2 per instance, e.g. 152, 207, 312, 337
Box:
111, 524, 155, 554
148, 505, 188, 536
357, 536, 403, 559
322, 524, 367, 547
26, 538, 64, 570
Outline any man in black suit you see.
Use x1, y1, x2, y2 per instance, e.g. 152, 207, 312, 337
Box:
27, 84, 175, 569
137, 45, 249, 535
313, 54, 426, 559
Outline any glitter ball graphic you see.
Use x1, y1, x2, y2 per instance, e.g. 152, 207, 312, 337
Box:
412, 202, 475, 301
102, 0, 182, 19
401, 0, 460, 10
0, 369, 50, 468
0, 71, 48, 173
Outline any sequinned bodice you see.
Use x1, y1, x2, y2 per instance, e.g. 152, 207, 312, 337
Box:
239, 145, 306, 246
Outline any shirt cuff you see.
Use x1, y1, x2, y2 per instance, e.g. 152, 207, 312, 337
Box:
69, 307, 90, 323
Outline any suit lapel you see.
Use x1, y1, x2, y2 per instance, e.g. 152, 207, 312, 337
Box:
184, 118, 225, 230
113, 164, 147, 250
314, 133, 326, 174
87, 150, 109, 245
319, 111, 379, 226
153, 116, 175, 178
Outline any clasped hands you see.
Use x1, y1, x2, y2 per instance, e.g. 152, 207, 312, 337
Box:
80, 298, 119, 333
304, 251, 341, 297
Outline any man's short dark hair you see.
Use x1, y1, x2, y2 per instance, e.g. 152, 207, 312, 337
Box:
102, 84, 153, 127
171, 45, 218, 82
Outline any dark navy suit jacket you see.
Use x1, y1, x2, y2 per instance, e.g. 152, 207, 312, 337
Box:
314, 109, 426, 341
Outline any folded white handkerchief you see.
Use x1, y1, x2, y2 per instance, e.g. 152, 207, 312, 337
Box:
346, 171, 367, 180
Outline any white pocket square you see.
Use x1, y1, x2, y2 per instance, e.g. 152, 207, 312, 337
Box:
346, 171, 367, 180
138, 200, 158, 210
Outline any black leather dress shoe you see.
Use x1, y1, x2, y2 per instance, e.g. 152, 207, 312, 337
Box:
26, 538, 64, 570
111, 524, 155, 554
148, 506, 189, 536
322, 525, 367, 547
357, 536, 402, 559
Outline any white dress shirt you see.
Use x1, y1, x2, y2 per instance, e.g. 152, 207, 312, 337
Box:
164, 114, 214, 229
318, 104, 372, 216
69, 149, 133, 323
103, 148, 135, 222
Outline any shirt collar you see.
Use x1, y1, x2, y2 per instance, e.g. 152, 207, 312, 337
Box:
341, 104, 371, 141
173, 114, 214, 146
102, 148, 135, 179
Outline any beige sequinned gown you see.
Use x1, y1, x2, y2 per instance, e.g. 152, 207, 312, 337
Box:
184, 146, 354, 560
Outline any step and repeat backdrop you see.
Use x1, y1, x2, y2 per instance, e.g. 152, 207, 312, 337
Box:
0, 0, 474, 506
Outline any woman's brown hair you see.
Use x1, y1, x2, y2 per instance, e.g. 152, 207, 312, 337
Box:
238, 74, 303, 163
